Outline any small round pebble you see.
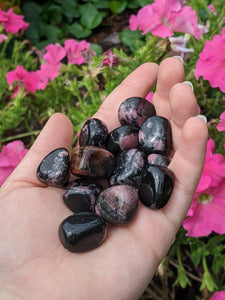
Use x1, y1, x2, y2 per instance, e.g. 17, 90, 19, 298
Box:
147, 153, 170, 167
36, 148, 70, 187
58, 212, 107, 253
79, 118, 108, 148
95, 185, 139, 225
118, 96, 156, 128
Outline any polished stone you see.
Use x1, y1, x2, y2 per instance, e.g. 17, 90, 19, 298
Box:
79, 118, 108, 148
63, 179, 103, 213
147, 153, 170, 167
58, 212, 107, 253
71, 146, 115, 178
118, 97, 156, 128
36, 148, 70, 187
95, 185, 139, 225
139, 116, 172, 156
105, 125, 139, 155
138, 165, 175, 209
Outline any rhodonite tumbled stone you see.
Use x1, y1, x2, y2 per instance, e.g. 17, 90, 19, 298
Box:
95, 185, 139, 225
36, 148, 70, 187
138, 165, 175, 210
63, 179, 103, 213
139, 116, 172, 156
79, 118, 108, 148
147, 153, 170, 167
118, 97, 156, 128
71, 146, 115, 178
109, 148, 146, 187
58, 212, 107, 253
105, 125, 139, 155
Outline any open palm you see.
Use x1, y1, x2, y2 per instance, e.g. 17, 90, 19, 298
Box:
0, 58, 208, 300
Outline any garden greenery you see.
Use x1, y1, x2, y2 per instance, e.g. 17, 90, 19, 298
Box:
0, 0, 225, 299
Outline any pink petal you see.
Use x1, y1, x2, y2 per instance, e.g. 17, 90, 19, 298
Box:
36, 63, 61, 81
209, 291, 225, 300
43, 43, 66, 64
217, 111, 225, 131
1, 8, 29, 34
0, 34, 8, 43
129, 14, 138, 31
6, 65, 29, 86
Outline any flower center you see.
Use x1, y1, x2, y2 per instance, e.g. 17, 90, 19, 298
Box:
197, 193, 212, 204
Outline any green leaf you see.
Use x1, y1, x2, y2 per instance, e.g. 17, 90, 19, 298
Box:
108, 0, 127, 14
119, 29, 144, 52
67, 23, 92, 38
212, 254, 225, 274
138, 0, 153, 6
91, 43, 103, 55
55, 0, 80, 21
79, 4, 106, 30
200, 271, 217, 292
43, 4, 63, 24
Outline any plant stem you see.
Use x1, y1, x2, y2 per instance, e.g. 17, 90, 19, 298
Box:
1, 130, 41, 143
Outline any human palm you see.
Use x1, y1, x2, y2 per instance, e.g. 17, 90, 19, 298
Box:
0, 58, 208, 300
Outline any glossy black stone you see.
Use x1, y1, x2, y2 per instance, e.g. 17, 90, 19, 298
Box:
139, 116, 172, 156
105, 125, 139, 155
118, 97, 156, 128
71, 146, 115, 178
63, 179, 103, 213
109, 149, 146, 187
95, 185, 139, 225
58, 212, 107, 253
36, 148, 70, 187
147, 153, 170, 167
138, 165, 175, 209
79, 118, 108, 148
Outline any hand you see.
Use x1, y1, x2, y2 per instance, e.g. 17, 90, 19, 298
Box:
0, 57, 208, 300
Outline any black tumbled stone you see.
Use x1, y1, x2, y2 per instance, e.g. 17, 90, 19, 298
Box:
36, 148, 70, 187
79, 118, 108, 148
58, 212, 107, 253
63, 179, 103, 213
139, 116, 172, 156
95, 185, 139, 225
118, 97, 156, 128
147, 153, 170, 167
138, 165, 175, 209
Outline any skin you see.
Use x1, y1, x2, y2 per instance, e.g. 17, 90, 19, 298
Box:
0, 57, 208, 300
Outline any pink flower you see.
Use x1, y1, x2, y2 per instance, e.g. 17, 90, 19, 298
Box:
0, 34, 8, 43
197, 139, 225, 192
43, 43, 66, 65
6, 66, 41, 96
64, 39, 94, 65
207, 291, 225, 300
208, 4, 217, 15
100, 49, 118, 69
129, 0, 201, 39
217, 111, 225, 132
195, 27, 225, 93
183, 179, 225, 237
0, 8, 29, 33
36, 62, 61, 82
0, 140, 28, 186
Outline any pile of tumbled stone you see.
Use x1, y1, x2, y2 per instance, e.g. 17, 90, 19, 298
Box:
36, 97, 175, 253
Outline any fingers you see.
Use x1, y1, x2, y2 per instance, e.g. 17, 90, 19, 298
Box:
163, 116, 208, 227
2, 113, 74, 189
93, 62, 158, 132
153, 57, 185, 119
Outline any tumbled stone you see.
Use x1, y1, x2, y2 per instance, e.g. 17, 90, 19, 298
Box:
139, 116, 172, 156
58, 212, 107, 253
79, 118, 108, 148
147, 153, 170, 167
109, 149, 146, 187
95, 185, 139, 225
118, 97, 156, 128
105, 125, 139, 155
36, 148, 70, 187
71, 146, 115, 178
63, 179, 103, 213
138, 165, 175, 210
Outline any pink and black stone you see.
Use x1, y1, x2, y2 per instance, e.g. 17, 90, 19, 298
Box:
71, 146, 115, 178
139, 116, 172, 156
109, 148, 146, 187
105, 125, 139, 155
138, 165, 175, 209
147, 153, 170, 167
118, 97, 156, 128
63, 179, 103, 213
79, 118, 108, 148
58, 212, 107, 253
36, 148, 70, 187
95, 185, 139, 225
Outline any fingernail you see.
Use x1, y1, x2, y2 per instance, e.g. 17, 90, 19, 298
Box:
196, 115, 207, 123
173, 55, 184, 64
183, 81, 194, 91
